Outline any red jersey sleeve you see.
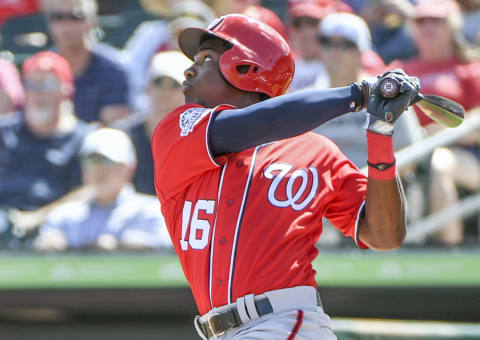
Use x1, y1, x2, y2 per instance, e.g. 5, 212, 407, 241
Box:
152, 104, 221, 200
323, 149, 368, 249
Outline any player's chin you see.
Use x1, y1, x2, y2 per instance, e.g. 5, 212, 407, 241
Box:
183, 94, 202, 106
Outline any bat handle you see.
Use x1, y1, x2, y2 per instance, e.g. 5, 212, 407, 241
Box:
378, 76, 423, 104
378, 76, 399, 98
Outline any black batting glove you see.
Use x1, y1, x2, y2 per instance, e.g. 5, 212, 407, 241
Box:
364, 70, 420, 135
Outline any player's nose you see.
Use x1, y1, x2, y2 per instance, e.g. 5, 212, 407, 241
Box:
184, 66, 195, 80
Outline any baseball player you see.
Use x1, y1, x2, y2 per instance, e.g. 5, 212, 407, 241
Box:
152, 14, 418, 340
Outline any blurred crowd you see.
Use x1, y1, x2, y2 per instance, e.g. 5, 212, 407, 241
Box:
0, 0, 480, 252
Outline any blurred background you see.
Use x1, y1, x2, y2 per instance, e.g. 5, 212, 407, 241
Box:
0, 0, 480, 339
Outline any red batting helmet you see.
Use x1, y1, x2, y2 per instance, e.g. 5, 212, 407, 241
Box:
178, 14, 295, 98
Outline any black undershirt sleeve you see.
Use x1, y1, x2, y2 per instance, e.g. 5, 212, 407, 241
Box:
209, 84, 363, 157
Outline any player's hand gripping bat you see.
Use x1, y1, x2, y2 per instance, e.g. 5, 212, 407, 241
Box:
378, 76, 465, 128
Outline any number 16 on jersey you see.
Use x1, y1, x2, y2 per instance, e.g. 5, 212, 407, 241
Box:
180, 200, 215, 251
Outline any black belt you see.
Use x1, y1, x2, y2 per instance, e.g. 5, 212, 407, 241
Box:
198, 291, 322, 338
199, 296, 273, 338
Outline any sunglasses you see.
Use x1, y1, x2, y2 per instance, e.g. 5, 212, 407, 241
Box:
81, 153, 117, 167
318, 36, 357, 50
293, 16, 320, 29
151, 76, 182, 89
46, 10, 87, 22
24, 80, 60, 93
414, 17, 447, 25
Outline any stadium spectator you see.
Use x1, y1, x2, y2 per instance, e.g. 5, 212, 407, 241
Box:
287, 0, 332, 92
0, 51, 87, 211
0, 59, 25, 115
393, 0, 480, 125
34, 128, 171, 251
42, 0, 131, 125
310, 13, 423, 244
288, 0, 384, 92
125, 0, 215, 112
314, 12, 423, 167
125, 51, 190, 195
359, 0, 417, 64
391, 0, 480, 245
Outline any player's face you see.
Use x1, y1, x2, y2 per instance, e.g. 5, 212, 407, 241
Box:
182, 39, 235, 107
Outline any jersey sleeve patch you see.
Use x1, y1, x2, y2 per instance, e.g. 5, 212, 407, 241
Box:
180, 107, 209, 136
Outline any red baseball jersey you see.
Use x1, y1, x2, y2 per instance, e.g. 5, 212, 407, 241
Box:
152, 104, 368, 315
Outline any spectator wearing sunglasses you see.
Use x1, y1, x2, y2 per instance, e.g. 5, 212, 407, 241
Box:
42, 0, 131, 125
287, 0, 334, 92
0, 51, 88, 212
123, 51, 191, 195
314, 12, 422, 168
309, 12, 423, 247
287, 0, 384, 92
34, 128, 171, 251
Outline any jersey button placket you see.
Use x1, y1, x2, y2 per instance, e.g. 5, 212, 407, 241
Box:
226, 199, 234, 206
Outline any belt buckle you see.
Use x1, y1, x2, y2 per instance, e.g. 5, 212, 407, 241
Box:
207, 313, 225, 338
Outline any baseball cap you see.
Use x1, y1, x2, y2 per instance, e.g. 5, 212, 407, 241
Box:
21, 51, 74, 97
288, 0, 335, 20
413, 0, 460, 19
0, 59, 25, 110
80, 128, 137, 167
319, 13, 372, 52
148, 51, 191, 85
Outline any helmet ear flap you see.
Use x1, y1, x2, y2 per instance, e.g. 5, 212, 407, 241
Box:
219, 50, 266, 93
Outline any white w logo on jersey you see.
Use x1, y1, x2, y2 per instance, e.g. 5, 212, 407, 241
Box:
264, 163, 318, 211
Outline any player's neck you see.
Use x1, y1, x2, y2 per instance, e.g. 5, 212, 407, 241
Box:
223, 92, 262, 109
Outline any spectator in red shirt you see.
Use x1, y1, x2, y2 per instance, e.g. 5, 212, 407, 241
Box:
391, 0, 480, 246
392, 0, 480, 128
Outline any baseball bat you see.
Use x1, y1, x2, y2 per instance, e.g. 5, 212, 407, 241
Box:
378, 77, 465, 128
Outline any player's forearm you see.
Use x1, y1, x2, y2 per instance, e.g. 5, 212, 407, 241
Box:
359, 177, 407, 250
209, 85, 363, 156
359, 131, 407, 250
